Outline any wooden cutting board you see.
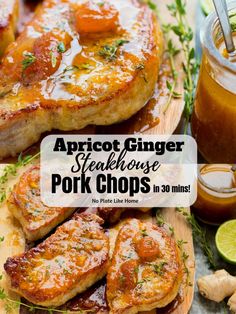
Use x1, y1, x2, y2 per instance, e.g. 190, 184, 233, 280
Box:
156, 208, 195, 314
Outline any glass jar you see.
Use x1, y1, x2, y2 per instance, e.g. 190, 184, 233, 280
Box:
192, 164, 236, 225
192, 2, 236, 163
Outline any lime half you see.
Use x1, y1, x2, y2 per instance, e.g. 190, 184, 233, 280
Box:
216, 220, 236, 265
200, 0, 230, 15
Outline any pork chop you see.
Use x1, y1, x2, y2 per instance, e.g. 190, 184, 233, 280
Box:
7, 165, 75, 241
4, 213, 109, 307
0, 0, 163, 159
106, 218, 183, 314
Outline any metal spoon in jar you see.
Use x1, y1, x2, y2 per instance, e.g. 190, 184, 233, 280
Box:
213, 0, 236, 60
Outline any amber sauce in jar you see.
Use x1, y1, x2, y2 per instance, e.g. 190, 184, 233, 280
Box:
193, 164, 236, 225
192, 4, 236, 163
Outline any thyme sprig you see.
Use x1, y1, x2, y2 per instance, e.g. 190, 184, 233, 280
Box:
0, 152, 40, 204
177, 239, 192, 286
155, 210, 191, 285
147, 0, 199, 131
152, 261, 167, 276
22, 52, 36, 71
99, 39, 129, 61
0, 288, 92, 314
156, 211, 175, 236
176, 207, 217, 270
141, 0, 159, 16
165, 0, 199, 133
162, 25, 181, 114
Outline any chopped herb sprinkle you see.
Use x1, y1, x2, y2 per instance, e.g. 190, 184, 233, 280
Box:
57, 42, 66, 53
152, 261, 167, 276
99, 39, 129, 61
22, 52, 36, 71
141, 229, 148, 237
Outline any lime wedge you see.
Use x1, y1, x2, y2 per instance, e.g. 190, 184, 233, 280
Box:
200, 0, 230, 15
215, 220, 236, 265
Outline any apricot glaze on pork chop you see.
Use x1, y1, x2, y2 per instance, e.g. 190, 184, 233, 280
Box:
107, 218, 183, 314
0, 0, 163, 159
7, 165, 75, 242
4, 213, 109, 307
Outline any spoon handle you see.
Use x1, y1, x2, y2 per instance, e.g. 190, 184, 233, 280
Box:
213, 0, 235, 53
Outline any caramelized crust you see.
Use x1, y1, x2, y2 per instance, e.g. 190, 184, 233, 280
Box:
0, 0, 163, 159
4, 213, 109, 307
7, 165, 75, 241
107, 219, 183, 314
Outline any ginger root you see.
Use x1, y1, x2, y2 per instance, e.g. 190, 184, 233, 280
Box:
229, 291, 236, 313
197, 270, 236, 304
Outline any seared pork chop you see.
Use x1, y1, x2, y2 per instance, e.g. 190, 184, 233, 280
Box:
0, 0, 163, 159
107, 218, 183, 314
4, 213, 109, 307
7, 165, 75, 241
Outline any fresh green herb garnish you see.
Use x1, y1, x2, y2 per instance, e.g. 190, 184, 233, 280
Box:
168, 226, 175, 235
97, 2, 105, 7
80, 63, 92, 70
135, 64, 145, 71
0, 237, 4, 243
147, 0, 157, 11
231, 22, 236, 32
57, 42, 66, 53
135, 63, 147, 82
177, 238, 192, 286
99, 40, 129, 61
137, 278, 150, 288
0, 152, 40, 204
152, 261, 167, 276
134, 266, 139, 273
156, 213, 165, 227
0, 288, 92, 313
116, 39, 129, 46
156, 211, 175, 236
176, 207, 217, 270
141, 229, 148, 237
148, 0, 199, 131
164, 0, 199, 133
62, 64, 92, 74
63, 65, 79, 72
22, 52, 36, 71
141, 0, 159, 16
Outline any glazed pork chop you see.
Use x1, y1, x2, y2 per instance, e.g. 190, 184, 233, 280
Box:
7, 165, 75, 242
107, 219, 183, 314
0, 0, 163, 159
4, 213, 109, 307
